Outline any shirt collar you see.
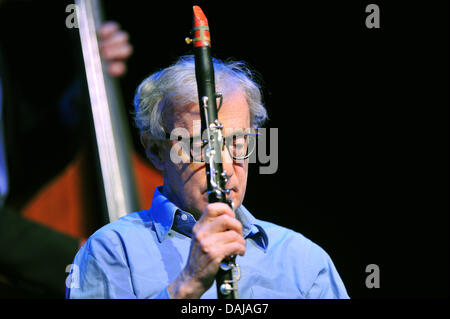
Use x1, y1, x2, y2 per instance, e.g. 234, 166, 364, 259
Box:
149, 186, 269, 252
149, 186, 179, 243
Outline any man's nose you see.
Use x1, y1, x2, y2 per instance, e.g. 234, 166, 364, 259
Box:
220, 146, 234, 181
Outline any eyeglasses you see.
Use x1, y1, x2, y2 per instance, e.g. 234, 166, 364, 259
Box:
165, 131, 259, 162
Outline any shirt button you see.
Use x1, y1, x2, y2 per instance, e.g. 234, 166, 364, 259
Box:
181, 214, 188, 221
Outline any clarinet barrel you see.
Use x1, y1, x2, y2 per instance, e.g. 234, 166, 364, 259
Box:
189, 5, 240, 299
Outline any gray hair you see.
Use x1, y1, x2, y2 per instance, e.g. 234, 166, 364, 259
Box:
133, 55, 268, 142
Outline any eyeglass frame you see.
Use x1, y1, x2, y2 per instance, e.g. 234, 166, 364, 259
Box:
164, 130, 260, 162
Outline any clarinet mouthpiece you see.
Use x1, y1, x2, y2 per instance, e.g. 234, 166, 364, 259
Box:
192, 5, 211, 47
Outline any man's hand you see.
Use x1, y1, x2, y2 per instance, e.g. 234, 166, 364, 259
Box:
98, 21, 133, 77
168, 203, 246, 299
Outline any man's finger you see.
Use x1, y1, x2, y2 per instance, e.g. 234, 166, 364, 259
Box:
101, 44, 133, 61
98, 21, 120, 39
107, 61, 126, 77
202, 230, 246, 249
201, 202, 235, 221
100, 31, 129, 49
214, 242, 246, 261
203, 214, 243, 236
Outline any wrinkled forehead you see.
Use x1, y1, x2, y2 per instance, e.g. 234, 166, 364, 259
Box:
165, 89, 250, 136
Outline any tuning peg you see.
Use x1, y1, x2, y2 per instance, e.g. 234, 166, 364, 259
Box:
185, 37, 193, 44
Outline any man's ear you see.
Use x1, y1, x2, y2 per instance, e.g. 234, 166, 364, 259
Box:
140, 134, 165, 171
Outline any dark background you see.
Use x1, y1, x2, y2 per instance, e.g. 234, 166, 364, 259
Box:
106, 1, 449, 298
4, 0, 449, 298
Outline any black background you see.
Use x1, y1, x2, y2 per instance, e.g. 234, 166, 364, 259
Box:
4, 0, 449, 299
106, 1, 449, 298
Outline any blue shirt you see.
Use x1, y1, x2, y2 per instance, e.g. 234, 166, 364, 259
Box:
66, 186, 349, 299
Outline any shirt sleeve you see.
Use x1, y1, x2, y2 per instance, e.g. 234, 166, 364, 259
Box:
66, 228, 172, 299
66, 232, 136, 299
304, 242, 350, 299
153, 287, 171, 299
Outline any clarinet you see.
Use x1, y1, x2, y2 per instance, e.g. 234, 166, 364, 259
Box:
186, 5, 240, 299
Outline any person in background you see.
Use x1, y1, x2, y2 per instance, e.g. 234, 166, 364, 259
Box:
0, 1, 133, 297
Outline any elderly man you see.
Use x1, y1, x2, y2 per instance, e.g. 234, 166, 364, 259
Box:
66, 55, 349, 299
